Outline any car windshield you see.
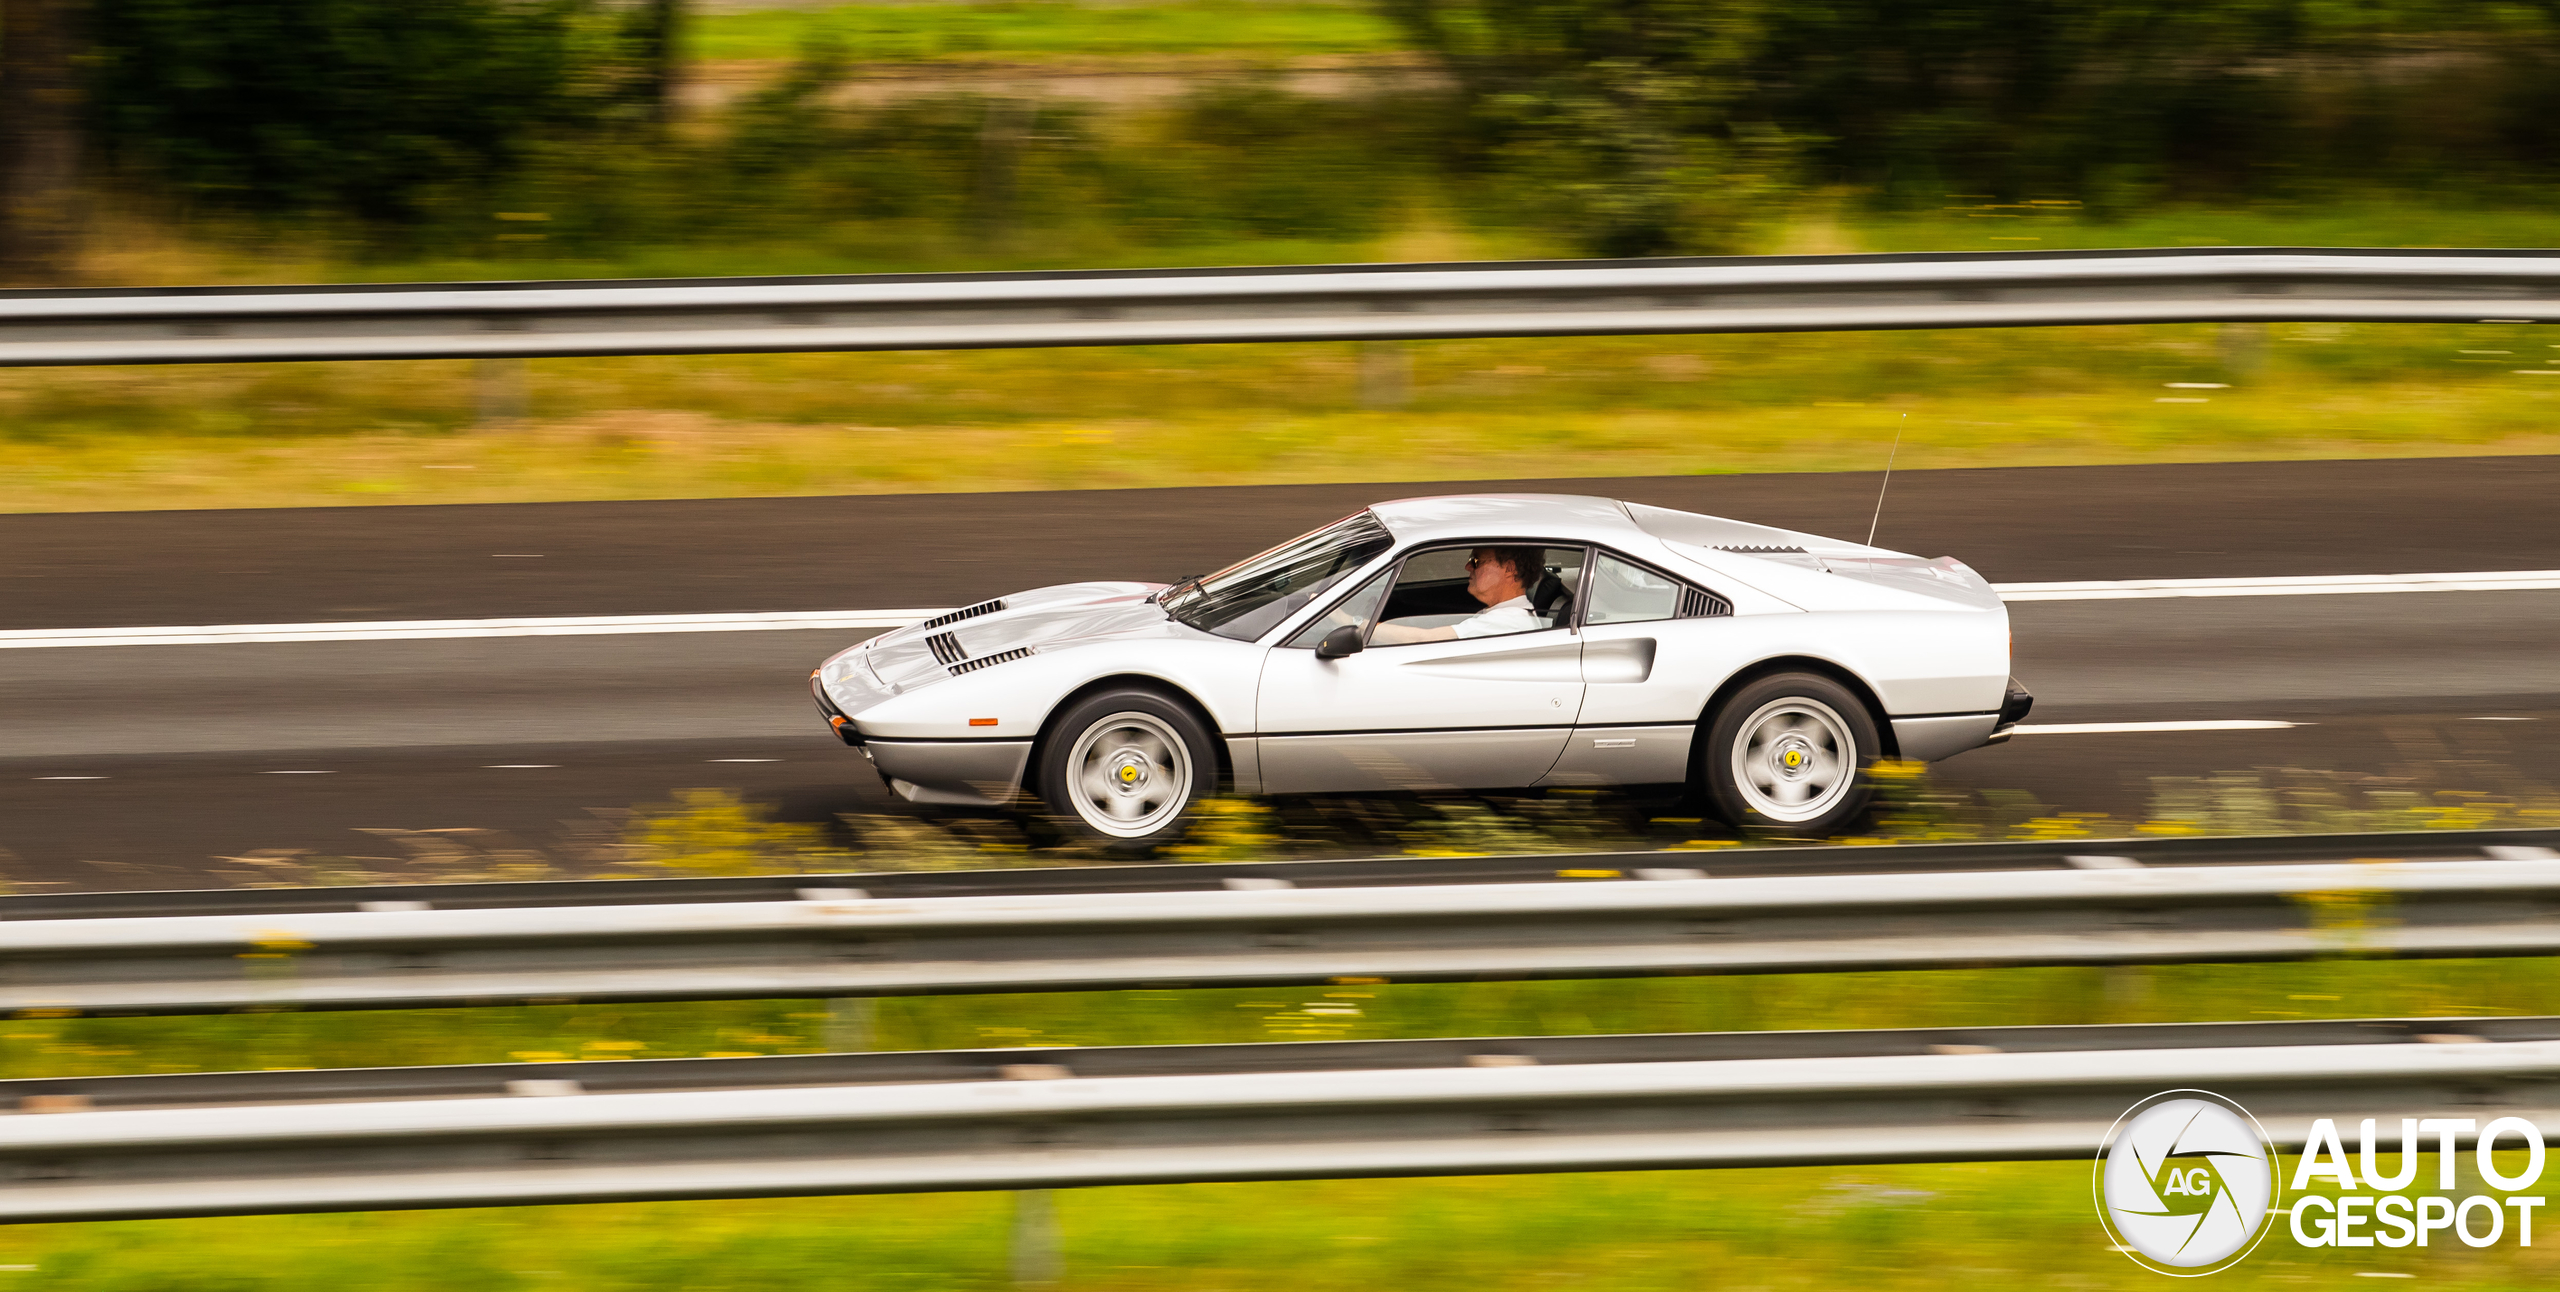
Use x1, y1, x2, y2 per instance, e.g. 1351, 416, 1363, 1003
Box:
1164, 511, 1394, 641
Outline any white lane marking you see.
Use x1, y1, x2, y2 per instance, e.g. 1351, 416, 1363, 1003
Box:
483, 764, 559, 769
9, 567, 2559, 650
2010, 720, 2298, 735
261, 769, 336, 775
1995, 569, 2560, 600
709, 758, 781, 763
0, 609, 947, 649
32, 776, 106, 781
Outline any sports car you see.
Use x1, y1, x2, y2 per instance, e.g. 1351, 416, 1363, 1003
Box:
812, 494, 2029, 848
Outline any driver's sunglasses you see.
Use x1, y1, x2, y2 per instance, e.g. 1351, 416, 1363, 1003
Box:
1465, 556, 1489, 569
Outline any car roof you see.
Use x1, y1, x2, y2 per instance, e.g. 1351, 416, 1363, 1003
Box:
1364, 494, 1644, 545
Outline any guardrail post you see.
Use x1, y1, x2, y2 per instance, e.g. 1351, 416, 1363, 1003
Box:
823, 996, 876, 1052
1358, 340, 1411, 408
2220, 322, 2268, 376
1010, 1188, 1062, 1286
473, 357, 528, 426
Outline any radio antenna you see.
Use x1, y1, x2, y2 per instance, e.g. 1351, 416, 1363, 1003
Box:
1865, 413, 1906, 549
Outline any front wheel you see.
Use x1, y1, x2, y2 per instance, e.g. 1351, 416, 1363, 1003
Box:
1700, 672, 1880, 838
1037, 688, 1218, 852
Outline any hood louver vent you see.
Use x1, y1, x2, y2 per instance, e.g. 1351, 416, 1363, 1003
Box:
925, 632, 968, 666
1678, 587, 1732, 618
1716, 544, 1807, 555
949, 646, 1032, 675
920, 599, 1006, 631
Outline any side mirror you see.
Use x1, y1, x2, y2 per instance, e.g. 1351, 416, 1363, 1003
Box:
1315, 625, 1365, 660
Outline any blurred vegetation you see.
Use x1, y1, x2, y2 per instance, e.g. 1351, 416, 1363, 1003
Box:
180, 751, 2560, 892
85, 0, 665, 233
1, 1159, 2551, 1290
9, 955, 2558, 1078
691, 0, 1409, 62
57, 1, 2560, 267
8, 314, 2560, 513
18, 3, 2560, 511
1384, 0, 2560, 251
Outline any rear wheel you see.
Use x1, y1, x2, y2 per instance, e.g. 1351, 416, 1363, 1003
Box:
1700, 672, 1879, 838
1038, 688, 1217, 852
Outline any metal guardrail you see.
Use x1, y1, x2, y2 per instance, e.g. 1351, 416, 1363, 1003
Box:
12, 826, 2553, 922
7, 850, 2558, 1017
4, 247, 2556, 366
0, 1016, 2551, 1222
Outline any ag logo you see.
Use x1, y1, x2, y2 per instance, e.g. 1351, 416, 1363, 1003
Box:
2096, 1091, 2281, 1275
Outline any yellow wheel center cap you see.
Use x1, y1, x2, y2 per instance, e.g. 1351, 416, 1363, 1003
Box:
1118, 764, 1140, 784
1781, 749, 1805, 769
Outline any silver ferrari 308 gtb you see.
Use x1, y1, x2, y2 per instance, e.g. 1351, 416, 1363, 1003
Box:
813, 494, 2028, 848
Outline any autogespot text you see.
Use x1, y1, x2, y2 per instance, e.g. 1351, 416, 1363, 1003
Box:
2287, 1116, 2545, 1249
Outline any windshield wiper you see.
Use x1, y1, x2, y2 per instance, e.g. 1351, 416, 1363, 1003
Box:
1150, 574, 1203, 607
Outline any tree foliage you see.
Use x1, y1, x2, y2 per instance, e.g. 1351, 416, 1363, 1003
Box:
1375, 0, 1775, 255
1379, 0, 2560, 253
84, 0, 655, 225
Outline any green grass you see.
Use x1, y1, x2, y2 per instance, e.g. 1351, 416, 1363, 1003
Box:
6, 1164, 2556, 1291
9, 318, 2560, 514
13, 957, 2558, 1080
689, 1, 1408, 63
1836, 198, 2560, 255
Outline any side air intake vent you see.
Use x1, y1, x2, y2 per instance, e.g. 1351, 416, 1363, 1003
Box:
925, 632, 968, 666
1678, 587, 1732, 618
920, 599, 1005, 631
949, 647, 1032, 675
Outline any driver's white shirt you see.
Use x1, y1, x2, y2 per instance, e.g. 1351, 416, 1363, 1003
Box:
1452, 594, 1541, 639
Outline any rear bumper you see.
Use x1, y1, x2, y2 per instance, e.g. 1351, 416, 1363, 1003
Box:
1890, 713, 2000, 762
1891, 678, 2034, 762
1989, 679, 2036, 741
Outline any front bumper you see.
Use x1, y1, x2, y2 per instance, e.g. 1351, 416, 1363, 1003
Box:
868, 739, 1034, 807
811, 672, 864, 747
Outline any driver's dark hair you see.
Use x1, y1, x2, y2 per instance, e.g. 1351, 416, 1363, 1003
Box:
1481, 545, 1543, 590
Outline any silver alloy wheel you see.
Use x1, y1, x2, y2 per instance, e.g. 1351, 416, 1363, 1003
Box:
1730, 696, 1856, 823
1065, 710, 1194, 839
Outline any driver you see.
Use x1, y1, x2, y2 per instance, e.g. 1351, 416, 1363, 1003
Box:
1372, 546, 1543, 644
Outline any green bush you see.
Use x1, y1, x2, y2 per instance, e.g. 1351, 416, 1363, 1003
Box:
86, 0, 654, 229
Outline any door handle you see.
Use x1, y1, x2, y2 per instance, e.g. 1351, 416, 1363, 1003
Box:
1583, 638, 1656, 684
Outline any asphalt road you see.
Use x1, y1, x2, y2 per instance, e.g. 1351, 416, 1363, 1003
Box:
5, 455, 2557, 888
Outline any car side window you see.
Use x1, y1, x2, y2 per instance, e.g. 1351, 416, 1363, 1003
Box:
1585, 552, 1682, 624
1282, 568, 1391, 648
1585, 550, 1733, 624
1371, 544, 1584, 645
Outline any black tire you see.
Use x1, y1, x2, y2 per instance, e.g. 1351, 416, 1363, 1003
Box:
1037, 688, 1218, 852
1698, 671, 1881, 838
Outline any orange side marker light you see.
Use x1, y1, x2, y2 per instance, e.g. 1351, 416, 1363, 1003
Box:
969, 718, 1000, 727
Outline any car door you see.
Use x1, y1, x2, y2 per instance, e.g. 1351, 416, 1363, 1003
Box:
1543, 549, 1733, 787
1256, 545, 1588, 793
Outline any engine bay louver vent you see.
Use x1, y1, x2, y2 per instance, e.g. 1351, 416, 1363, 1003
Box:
1678, 587, 1733, 618
1715, 544, 1807, 555
925, 632, 968, 666
920, 599, 1005, 631
948, 646, 1032, 675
